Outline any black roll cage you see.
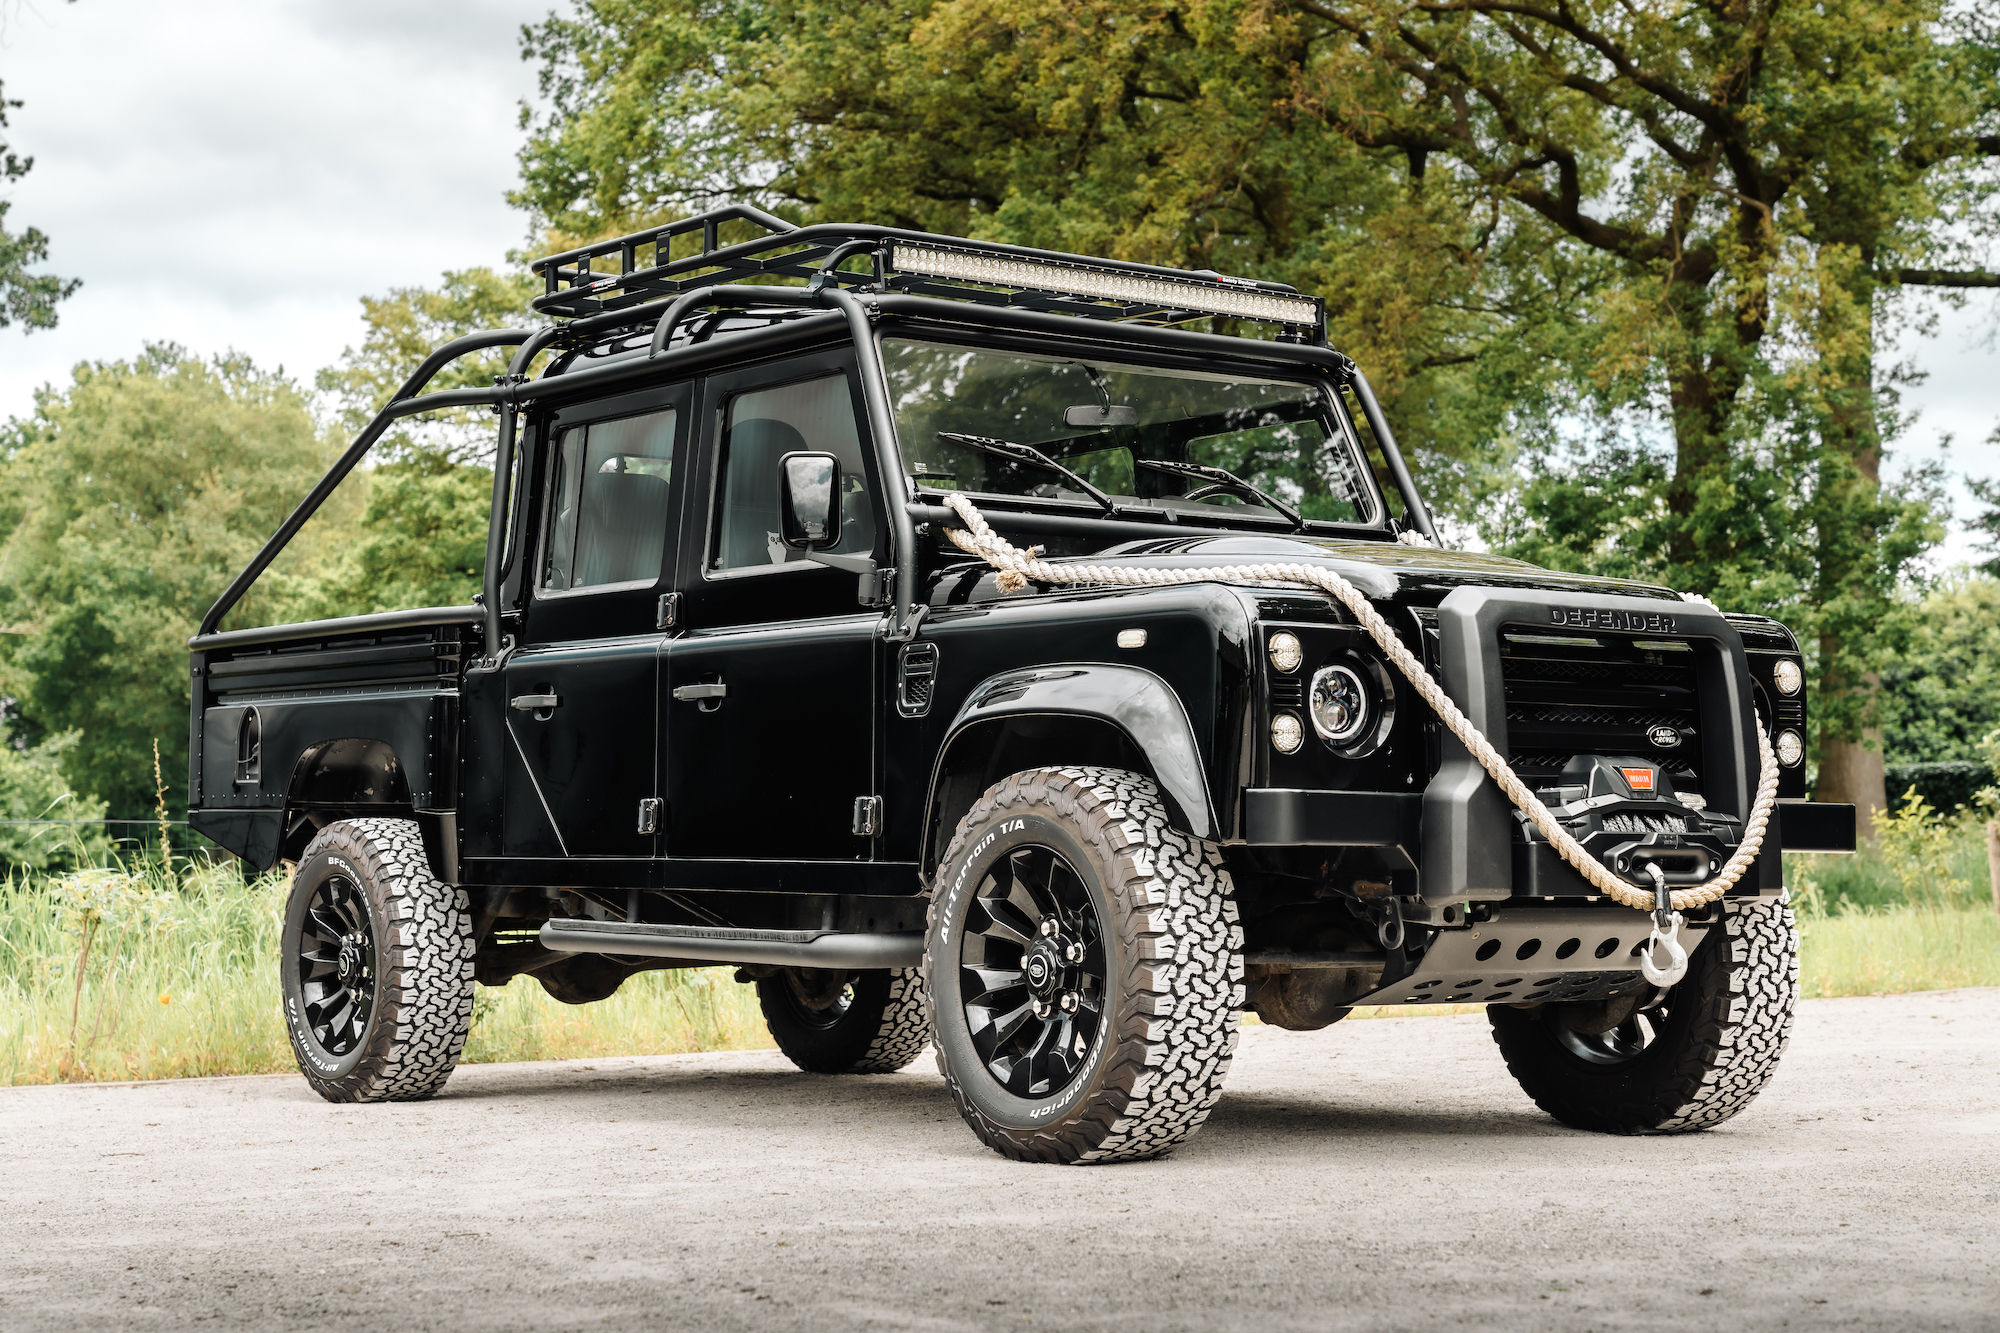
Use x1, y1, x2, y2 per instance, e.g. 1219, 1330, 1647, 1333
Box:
193, 205, 1437, 653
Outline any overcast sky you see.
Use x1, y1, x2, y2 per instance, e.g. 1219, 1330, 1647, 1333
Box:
0, 0, 1994, 561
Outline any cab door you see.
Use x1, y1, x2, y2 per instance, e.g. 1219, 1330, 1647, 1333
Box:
663, 352, 883, 862
500, 385, 688, 859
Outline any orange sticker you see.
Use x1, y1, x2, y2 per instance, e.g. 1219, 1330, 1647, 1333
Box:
1619, 767, 1655, 791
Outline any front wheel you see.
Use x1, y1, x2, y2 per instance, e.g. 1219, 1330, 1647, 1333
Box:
1488, 895, 1799, 1133
281, 819, 474, 1103
927, 767, 1243, 1164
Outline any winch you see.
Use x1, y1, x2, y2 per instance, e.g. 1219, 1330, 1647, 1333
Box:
1515, 754, 1746, 892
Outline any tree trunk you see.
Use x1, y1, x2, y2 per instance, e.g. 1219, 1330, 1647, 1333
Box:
1815, 665, 1889, 839
1811, 264, 1890, 839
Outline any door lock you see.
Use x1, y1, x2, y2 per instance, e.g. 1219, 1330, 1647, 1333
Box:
637, 797, 664, 835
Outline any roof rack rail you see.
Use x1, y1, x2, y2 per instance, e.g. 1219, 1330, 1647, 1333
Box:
529, 205, 1324, 341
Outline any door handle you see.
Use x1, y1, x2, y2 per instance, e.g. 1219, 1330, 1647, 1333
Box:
510, 693, 562, 711
671, 683, 728, 702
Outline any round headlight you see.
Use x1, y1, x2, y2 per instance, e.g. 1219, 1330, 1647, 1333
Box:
1772, 659, 1803, 696
1268, 631, 1303, 674
1309, 664, 1369, 745
1774, 729, 1804, 767
1270, 713, 1304, 754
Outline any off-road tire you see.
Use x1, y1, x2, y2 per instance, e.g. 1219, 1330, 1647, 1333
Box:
757, 968, 930, 1074
281, 819, 475, 1103
927, 766, 1242, 1164
1488, 895, 1798, 1133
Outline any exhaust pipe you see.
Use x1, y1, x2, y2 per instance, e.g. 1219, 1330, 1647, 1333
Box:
540, 919, 925, 971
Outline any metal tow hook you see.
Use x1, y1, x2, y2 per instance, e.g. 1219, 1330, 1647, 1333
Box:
1375, 896, 1405, 951
1638, 863, 1688, 988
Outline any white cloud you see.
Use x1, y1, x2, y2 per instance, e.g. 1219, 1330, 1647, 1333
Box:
0, 0, 549, 408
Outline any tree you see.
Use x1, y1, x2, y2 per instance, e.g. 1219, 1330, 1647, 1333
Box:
0, 731, 108, 870
0, 0, 82, 330
1971, 470, 2000, 578
0, 347, 337, 819
0, 79, 78, 329
1879, 574, 2000, 764
514, 0, 1996, 827
514, 0, 1534, 521
304, 267, 545, 617
317, 266, 540, 463
1273, 0, 1994, 829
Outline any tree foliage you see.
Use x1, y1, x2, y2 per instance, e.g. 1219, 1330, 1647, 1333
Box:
0, 348, 337, 819
0, 20, 82, 332
1879, 574, 2000, 764
517, 0, 1997, 816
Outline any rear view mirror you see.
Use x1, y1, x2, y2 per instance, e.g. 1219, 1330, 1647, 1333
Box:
778, 451, 841, 549
1063, 404, 1139, 428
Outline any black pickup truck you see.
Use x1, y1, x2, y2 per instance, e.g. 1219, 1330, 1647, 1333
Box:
187, 206, 1853, 1163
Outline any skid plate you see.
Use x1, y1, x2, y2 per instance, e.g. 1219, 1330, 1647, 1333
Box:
1351, 906, 1712, 1008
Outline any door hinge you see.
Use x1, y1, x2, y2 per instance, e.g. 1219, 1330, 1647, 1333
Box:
637, 797, 665, 835
657, 592, 681, 629
858, 567, 895, 609
852, 795, 883, 837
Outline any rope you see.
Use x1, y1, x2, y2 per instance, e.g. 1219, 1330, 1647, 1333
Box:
939, 491, 1779, 914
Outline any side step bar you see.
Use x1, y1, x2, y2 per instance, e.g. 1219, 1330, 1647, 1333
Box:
539, 919, 926, 971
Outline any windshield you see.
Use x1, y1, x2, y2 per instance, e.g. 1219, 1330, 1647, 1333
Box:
881, 340, 1378, 525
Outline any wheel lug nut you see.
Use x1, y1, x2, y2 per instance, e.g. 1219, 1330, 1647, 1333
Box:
1064, 942, 1083, 964
1059, 991, 1079, 1013
1039, 919, 1058, 937
1033, 999, 1053, 1019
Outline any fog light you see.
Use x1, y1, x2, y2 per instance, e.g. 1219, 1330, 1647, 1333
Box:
1772, 659, 1803, 695
1270, 713, 1304, 754
1268, 631, 1303, 674
1774, 729, 1804, 767
1308, 664, 1369, 744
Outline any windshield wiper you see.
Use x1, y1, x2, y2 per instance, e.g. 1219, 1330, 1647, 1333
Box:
1134, 458, 1305, 531
937, 432, 1116, 512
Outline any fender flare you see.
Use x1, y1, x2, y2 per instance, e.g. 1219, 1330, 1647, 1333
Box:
924, 664, 1217, 868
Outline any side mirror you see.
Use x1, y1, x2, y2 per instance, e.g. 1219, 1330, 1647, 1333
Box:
778, 451, 841, 550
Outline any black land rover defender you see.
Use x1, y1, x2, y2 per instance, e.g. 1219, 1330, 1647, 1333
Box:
188, 206, 1854, 1162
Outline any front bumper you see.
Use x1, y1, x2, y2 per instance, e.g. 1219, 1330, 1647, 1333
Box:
1238, 791, 1856, 896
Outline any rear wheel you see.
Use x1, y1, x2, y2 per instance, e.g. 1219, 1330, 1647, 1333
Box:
281, 819, 474, 1103
927, 766, 1242, 1164
757, 967, 929, 1074
1488, 895, 1798, 1133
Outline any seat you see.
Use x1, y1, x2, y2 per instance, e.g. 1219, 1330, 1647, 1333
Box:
573, 468, 670, 587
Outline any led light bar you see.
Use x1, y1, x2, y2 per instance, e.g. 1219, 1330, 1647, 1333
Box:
890, 243, 1319, 327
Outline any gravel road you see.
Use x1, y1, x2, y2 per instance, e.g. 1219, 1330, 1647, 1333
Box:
5, 988, 1997, 1332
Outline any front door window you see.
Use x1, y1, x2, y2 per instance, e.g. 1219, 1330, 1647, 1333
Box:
710, 375, 877, 573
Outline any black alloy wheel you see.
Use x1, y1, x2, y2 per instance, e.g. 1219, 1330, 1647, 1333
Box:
281, 819, 474, 1103
1488, 896, 1799, 1133
294, 872, 377, 1057
774, 975, 857, 1033
959, 844, 1107, 1100
1550, 1003, 1669, 1066
927, 767, 1241, 1164
756, 967, 931, 1075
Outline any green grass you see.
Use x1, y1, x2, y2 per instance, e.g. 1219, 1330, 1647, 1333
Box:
3, 817, 1994, 1085
0, 856, 767, 1086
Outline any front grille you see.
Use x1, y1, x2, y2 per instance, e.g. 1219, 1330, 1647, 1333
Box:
1500, 631, 1702, 792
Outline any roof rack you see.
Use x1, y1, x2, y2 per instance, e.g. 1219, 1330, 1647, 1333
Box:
529, 205, 1324, 341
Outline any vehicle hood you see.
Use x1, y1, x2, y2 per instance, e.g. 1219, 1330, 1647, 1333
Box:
1071, 534, 1684, 605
